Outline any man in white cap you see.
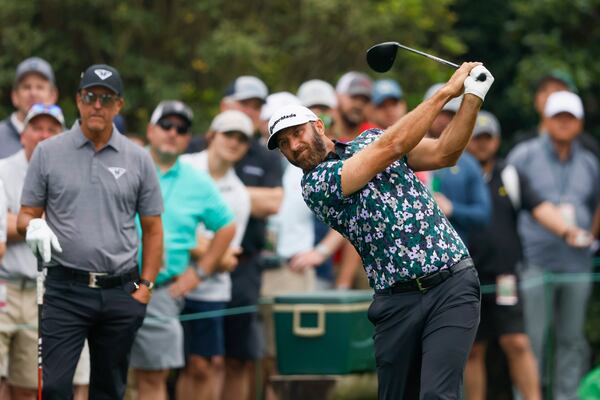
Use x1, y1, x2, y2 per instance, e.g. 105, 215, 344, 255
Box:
465, 110, 593, 400
177, 110, 252, 400
507, 91, 599, 399
267, 62, 494, 399
297, 79, 338, 138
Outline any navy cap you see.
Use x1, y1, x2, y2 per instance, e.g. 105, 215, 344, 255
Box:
78, 64, 124, 96
372, 79, 403, 106
150, 100, 193, 126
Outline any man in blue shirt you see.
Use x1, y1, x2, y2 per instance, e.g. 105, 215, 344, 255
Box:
130, 101, 235, 400
507, 91, 599, 399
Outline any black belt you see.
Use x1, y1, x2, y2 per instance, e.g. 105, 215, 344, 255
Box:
46, 266, 139, 289
375, 258, 474, 294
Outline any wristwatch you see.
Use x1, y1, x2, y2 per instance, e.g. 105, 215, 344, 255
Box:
195, 264, 209, 280
138, 279, 155, 293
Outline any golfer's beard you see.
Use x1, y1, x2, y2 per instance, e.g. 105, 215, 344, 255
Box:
290, 131, 327, 172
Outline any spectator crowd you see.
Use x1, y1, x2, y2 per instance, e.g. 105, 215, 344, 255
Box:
0, 57, 598, 400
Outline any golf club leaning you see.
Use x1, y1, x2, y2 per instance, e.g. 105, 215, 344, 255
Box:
366, 41, 487, 81
36, 255, 43, 400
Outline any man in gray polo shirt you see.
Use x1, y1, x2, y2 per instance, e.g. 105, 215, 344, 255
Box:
0, 57, 58, 159
16, 64, 164, 399
507, 91, 599, 399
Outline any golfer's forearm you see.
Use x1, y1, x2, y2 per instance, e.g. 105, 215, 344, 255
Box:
7, 212, 23, 242
317, 230, 345, 255
533, 202, 570, 237
16, 206, 44, 237
140, 216, 163, 282
248, 187, 283, 218
197, 223, 236, 275
381, 88, 452, 156
435, 94, 481, 163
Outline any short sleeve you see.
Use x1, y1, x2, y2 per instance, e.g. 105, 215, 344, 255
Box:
196, 174, 235, 232
301, 160, 349, 223
519, 170, 544, 211
20, 145, 48, 208
137, 152, 164, 216
0, 180, 6, 243
506, 142, 529, 175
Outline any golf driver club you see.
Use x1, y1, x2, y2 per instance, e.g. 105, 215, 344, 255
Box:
366, 41, 487, 81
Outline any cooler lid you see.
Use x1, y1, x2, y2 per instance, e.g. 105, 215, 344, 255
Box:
274, 290, 373, 304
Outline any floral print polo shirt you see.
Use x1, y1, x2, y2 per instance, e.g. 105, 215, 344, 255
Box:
301, 128, 469, 290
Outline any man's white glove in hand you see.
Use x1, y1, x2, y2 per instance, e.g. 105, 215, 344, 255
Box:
464, 65, 494, 101
26, 218, 62, 263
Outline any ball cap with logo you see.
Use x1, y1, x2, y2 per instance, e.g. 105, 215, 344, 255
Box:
472, 110, 501, 137
24, 103, 66, 129
266, 105, 319, 150
150, 100, 194, 126
78, 64, 124, 96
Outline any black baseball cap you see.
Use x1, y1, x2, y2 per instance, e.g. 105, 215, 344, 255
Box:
78, 64, 124, 96
150, 100, 193, 126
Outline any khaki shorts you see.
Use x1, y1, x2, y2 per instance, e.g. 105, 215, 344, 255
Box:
260, 266, 315, 357
0, 280, 90, 389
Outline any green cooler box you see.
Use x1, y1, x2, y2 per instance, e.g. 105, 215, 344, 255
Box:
273, 290, 375, 375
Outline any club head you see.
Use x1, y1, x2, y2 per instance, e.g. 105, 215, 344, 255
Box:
366, 42, 399, 73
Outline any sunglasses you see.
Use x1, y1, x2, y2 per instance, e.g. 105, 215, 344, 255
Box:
157, 119, 189, 135
30, 103, 64, 119
80, 91, 119, 107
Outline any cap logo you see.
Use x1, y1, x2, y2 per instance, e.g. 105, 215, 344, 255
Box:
94, 69, 113, 80
269, 113, 296, 135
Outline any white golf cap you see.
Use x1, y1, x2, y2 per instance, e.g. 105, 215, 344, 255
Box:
423, 83, 462, 113
210, 110, 254, 137
225, 76, 268, 102
544, 90, 584, 119
260, 92, 301, 121
297, 79, 337, 109
267, 105, 318, 150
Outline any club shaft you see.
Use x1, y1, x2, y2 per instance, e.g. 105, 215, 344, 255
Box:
395, 43, 459, 69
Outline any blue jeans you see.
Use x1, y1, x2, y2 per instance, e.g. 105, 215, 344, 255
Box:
519, 264, 592, 400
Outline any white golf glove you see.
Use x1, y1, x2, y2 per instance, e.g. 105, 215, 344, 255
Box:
464, 65, 494, 101
26, 218, 62, 263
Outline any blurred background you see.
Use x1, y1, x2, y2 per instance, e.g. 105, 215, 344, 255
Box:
0, 0, 599, 148
1, 1, 599, 398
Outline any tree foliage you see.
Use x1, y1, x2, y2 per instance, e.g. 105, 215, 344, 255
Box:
0, 0, 463, 132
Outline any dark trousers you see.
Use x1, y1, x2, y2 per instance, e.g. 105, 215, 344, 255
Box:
41, 277, 146, 399
368, 267, 481, 400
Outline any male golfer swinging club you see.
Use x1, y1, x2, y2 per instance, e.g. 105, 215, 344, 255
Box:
267, 63, 494, 399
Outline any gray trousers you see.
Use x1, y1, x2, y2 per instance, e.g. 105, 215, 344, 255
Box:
368, 267, 480, 399
520, 265, 592, 400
